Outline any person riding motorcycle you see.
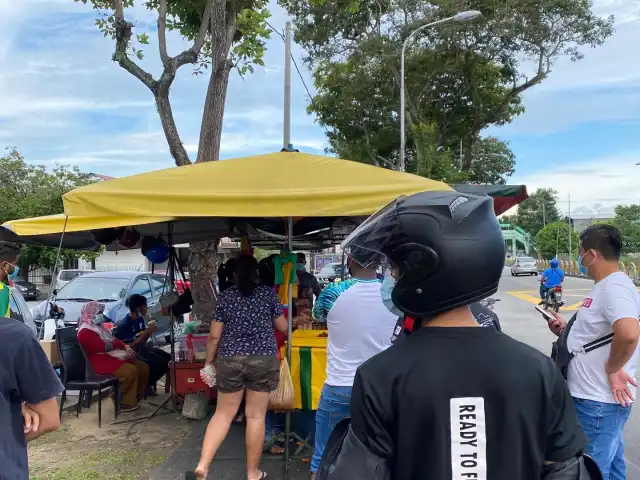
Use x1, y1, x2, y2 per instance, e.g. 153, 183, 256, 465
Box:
540, 259, 565, 305
317, 191, 601, 480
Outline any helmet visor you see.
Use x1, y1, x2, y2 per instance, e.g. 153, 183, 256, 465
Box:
341, 197, 404, 270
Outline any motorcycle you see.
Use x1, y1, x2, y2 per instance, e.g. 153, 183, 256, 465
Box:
543, 285, 563, 313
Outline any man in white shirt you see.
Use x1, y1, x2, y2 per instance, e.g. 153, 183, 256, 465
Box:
309, 251, 398, 480
549, 224, 640, 480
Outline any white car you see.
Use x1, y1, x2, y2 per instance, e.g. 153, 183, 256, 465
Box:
510, 256, 538, 276
8, 287, 38, 336
55, 269, 95, 291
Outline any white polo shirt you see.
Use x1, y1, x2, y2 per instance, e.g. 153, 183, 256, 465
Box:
567, 271, 640, 404
312, 279, 398, 387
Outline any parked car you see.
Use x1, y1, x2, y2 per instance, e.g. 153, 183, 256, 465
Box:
13, 280, 40, 300
316, 263, 347, 288
510, 256, 538, 276
55, 269, 95, 291
8, 286, 38, 336
32, 271, 175, 343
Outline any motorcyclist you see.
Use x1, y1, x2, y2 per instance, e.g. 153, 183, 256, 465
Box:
317, 191, 601, 480
539, 258, 565, 305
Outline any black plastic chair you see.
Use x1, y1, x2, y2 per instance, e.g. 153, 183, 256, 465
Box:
56, 327, 120, 427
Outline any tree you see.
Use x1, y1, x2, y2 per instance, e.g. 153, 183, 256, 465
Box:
612, 205, 640, 253
514, 188, 561, 237
535, 221, 578, 260
77, 0, 271, 318
283, 0, 613, 175
0, 148, 101, 276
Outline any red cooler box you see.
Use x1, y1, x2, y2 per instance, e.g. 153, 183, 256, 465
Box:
170, 361, 217, 400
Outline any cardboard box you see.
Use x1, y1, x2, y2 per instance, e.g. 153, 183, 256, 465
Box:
40, 340, 62, 366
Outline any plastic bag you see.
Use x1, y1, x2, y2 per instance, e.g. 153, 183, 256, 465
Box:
200, 364, 216, 387
268, 358, 295, 412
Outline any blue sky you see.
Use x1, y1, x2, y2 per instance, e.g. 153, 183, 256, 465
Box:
1, 0, 639, 218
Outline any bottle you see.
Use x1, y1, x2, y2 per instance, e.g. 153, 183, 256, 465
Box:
186, 334, 195, 362
178, 343, 185, 362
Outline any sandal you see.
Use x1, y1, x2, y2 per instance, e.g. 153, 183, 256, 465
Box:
249, 471, 267, 480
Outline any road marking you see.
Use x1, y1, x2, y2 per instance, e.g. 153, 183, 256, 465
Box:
505, 291, 583, 311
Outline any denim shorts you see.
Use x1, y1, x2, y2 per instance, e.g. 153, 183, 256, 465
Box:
215, 355, 280, 393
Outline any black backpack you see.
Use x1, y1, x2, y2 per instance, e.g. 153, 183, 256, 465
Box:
551, 313, 614, 379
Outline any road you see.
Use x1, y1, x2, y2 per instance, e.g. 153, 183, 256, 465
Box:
496, 267, 640, 476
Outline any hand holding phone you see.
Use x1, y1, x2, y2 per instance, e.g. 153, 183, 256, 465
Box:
534, 305, 556, 322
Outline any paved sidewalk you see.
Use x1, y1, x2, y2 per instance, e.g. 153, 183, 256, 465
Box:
151, 419, 312, 480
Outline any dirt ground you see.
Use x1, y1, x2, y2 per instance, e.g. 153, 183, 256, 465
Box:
28, 395, 194, 480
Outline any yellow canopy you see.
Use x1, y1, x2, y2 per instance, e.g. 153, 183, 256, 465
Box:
63, 152, 452, 218
2, 214, 176, 236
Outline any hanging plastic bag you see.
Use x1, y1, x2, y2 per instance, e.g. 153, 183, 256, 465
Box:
268, 358, 295, 412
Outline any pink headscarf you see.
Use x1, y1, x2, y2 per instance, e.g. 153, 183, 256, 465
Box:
77, 302, 112, 342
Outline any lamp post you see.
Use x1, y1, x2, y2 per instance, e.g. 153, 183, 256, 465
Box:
399, 10, 482, 172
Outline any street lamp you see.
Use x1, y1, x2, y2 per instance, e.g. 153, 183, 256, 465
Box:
399, 10, 482, 172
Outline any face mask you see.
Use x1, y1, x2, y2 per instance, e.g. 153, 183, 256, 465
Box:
296, 263, 306, 272
380, 275, 403, 317
578, 250, 595, 276
7, 264, 19, 280
92, 313, 107, 325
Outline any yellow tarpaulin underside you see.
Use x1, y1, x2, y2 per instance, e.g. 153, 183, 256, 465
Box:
63, 152, 452, 218
2, 214, 176, 236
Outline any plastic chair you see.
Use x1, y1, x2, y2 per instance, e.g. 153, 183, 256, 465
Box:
56, 327, 120, 427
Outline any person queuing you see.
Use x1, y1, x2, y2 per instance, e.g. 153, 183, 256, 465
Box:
319, 191, 598, 480
0, 241, 63, 480
194, 254, 289, 480
548, 224, 640, 479
295, 252, 321, 311
309, 249, 398, 480
114, 294, 171, 396
77, 302, 149, 412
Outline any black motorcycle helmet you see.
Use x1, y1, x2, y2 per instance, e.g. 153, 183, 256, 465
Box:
341, 191, 505, 319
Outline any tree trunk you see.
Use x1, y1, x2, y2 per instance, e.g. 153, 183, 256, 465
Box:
155, 91, 192, 167
188, 240, 219, 324
189, 40, 233, 322
461, 138, 474, 172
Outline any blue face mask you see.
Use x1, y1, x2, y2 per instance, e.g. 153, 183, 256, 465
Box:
578, 250, 594, 276
380, 275, 403, 317
92, 313, 107, 325
7, 264, 19, 280
296, 263, 306, 272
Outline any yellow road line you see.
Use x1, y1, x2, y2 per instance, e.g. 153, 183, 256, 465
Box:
505, 291, 583, 311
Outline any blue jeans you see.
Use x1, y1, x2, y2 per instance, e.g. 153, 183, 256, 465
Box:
573, 397, 632, 480
265, 411, 285, 442
310, 384, 353, 473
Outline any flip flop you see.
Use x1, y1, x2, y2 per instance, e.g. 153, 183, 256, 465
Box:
249, 471, 267, 480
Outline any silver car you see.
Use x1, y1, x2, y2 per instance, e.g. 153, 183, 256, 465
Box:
8, 287, 38, 336
510, 256, 538, 276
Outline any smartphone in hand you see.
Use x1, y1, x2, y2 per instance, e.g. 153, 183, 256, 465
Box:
534, 305, 556, 322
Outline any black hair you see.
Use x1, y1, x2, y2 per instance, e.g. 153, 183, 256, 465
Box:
217, 258, 236, 292
235, 254, 259, 297
580, 224, 622, 261
296, 252, 306, 263
258, 256, 275, 287
0, 241, 20, 263
127, 293, 147, 312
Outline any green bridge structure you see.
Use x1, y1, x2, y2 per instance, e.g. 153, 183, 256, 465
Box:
500, 223, 532, 256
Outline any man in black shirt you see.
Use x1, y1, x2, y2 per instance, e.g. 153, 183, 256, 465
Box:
319, 191, 598, 480
0, 319, 64, 479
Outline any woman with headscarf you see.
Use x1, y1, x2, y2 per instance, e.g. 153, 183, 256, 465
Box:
76, 302, 149, 412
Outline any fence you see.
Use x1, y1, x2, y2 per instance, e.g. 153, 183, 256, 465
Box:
28, 267, 54, 285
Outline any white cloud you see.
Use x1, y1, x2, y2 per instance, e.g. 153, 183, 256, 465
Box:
512, 153, 640, 215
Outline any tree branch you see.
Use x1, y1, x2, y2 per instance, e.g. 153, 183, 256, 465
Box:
172, 0, 214, 69
158, 0, 169, 65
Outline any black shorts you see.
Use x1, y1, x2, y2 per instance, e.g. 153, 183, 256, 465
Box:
215, 355, 280, 393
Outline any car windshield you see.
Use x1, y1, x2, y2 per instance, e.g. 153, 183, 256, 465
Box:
519, 257, 535, 263
319, 264, 343, 275
56, 277, 129, 302
60, 270, 89, 281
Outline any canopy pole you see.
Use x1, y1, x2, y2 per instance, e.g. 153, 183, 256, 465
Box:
284, 216, 293, 473
168, 223, 179, 410
38, 215, 68, 339
283, 21, 292, 150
